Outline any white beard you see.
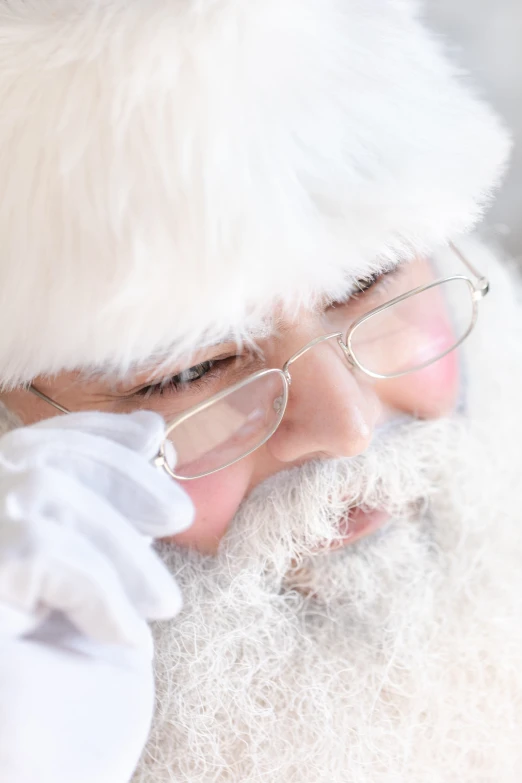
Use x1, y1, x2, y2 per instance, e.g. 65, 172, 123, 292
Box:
131, 240, 522, 782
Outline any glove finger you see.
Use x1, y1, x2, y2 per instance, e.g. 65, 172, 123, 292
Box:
43, 535, 158, 651
1, 429, 194, 537
0, 599, 47, 638
1, 469, 185, 619
1, 521, 170, 649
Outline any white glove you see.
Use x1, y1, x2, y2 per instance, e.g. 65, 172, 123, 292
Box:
0, 410, 194, 783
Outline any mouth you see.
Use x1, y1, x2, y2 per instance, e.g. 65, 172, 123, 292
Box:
310, 506, 391, 554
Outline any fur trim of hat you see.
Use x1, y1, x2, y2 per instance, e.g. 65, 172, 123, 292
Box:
0, 0, 511, 388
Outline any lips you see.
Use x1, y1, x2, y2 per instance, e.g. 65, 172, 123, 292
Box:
311, 506, 391, 554
339, 506, 390, 542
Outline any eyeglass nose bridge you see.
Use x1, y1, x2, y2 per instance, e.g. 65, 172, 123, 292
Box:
281, 331, 354, 385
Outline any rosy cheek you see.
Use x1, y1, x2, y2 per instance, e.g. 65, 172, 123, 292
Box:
401, 347, 460, 417
399, 309, 462, 416
377, 325, 461, 418
164, 459, 253, 555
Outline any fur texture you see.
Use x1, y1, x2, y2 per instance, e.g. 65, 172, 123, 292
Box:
0, 0, 511, 388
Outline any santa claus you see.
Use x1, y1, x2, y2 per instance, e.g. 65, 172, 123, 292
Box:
0, 2, 520, 781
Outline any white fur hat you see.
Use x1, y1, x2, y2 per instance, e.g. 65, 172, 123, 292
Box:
0, 0, 511, 388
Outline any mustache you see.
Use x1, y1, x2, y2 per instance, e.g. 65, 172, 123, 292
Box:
155, 413, 468, 603
216, 414, 464, 572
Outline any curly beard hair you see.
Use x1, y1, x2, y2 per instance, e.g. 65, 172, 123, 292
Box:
133, 245, 522, 783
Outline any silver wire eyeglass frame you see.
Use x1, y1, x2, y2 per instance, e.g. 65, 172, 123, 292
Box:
29, 242, 489, 481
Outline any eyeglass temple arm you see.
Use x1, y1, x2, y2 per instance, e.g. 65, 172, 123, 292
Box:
28, 384, 71, 414
449, 241, 489, 298
28, 382, 168, 470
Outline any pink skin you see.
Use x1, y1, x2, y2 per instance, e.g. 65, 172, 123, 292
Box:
173, 337, 459, 553
378, 338, 460, 420
0, 261, 461, 555
174, 462, 253, 552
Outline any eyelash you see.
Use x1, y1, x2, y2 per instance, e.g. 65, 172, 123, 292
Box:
352, 271, 381, 295
133, 360, 223, 398
134, 269, 394, 398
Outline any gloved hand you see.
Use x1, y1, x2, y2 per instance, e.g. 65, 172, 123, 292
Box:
0, 410, 194, 783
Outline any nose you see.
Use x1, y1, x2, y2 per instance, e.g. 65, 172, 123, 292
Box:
266, 337, 381, 464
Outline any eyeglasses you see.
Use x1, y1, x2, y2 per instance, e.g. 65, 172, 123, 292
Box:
29, 243, 488, 481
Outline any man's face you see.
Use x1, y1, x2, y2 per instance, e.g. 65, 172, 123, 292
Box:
3, 249, 522, 781
1, 255, 459, 554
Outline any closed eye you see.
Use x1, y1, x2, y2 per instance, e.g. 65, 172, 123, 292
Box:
328, 263, 404, 309
353, 270, 382, 295
132, 358, 234, 398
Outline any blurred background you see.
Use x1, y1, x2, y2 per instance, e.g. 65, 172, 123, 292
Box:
424, 0, 522, 262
